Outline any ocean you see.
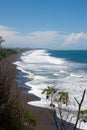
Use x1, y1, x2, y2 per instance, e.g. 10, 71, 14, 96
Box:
14, 49, 87, 128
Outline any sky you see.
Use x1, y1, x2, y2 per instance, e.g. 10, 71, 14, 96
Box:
0, 0, 87, 49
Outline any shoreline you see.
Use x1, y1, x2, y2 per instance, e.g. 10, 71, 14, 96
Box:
13, 53, 56, 130
19, 87, 55, 130
7, 51, 82, 130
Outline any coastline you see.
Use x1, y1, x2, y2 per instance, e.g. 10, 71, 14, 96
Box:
8, 51, 82, 130
11, 52, 55, 130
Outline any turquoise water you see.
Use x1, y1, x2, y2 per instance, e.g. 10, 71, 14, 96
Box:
48, 50, 87, 63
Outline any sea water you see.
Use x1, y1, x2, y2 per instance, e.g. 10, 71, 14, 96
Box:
14, 49, 87, 129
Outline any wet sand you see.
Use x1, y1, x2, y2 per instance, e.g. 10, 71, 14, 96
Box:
9, 53, 55, 130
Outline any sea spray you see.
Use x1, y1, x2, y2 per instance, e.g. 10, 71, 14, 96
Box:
14, 49, 87, 129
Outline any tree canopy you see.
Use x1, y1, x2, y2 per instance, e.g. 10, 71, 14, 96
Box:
0, 36, 5, 48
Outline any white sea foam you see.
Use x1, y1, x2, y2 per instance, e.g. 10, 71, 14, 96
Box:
14, 49, 87, 130
70, 73, 83, 78
20, 50, 64, 65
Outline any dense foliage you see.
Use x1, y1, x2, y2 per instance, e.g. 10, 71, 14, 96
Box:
0, 48, 17, 60
0, 48, 36, 130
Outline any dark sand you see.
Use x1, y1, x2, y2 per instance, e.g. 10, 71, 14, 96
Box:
19, 87, 55, 130
8, 52, 81, 130
8, 53, 55, 130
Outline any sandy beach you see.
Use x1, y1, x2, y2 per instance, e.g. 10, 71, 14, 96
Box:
7, 52, 82, 130
18, 87, 55, 130
7, 53, 55, 130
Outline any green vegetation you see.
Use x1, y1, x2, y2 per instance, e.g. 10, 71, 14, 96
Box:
0, 36, 5, 48
0, 48, 17, 60
0, 39, 85, 130
80, 109, 87, 114
23, 109, 37, 130
42, 86, 57, 99
0, 48, 36, 130
0, 96, 36, 130
42, 86, 86, 130
42, 86, 69, 106
80, 109, 87, 122
42, 86, 57, 108
42, 86, 69, 130
58, 91, 69, 105
0, 97, 22, 130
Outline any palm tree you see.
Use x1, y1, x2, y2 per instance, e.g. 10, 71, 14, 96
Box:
0, 36, 5, 48
42, 86, 57, 106
58, 91, 69, 105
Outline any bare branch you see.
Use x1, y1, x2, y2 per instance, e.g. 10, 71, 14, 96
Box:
73, 89, 86, 130
74, 97, 79, 105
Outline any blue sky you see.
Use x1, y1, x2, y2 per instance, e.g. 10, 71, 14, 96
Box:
0, 0, 87, 49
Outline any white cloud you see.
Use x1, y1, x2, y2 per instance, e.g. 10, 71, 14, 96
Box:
65, 32, 87, 43
0, 25, 87, 49
0, 25, 60, 48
